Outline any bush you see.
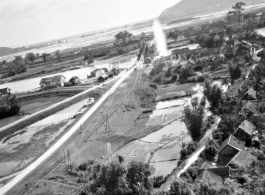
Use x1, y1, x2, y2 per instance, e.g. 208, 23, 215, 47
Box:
197, 76, 205, 82
150, 83, 158, 90
193, 65, 203, 72
153, 74, 162, 84
153, 176, 166, 188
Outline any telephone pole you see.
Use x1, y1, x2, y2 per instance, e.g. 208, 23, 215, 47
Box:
105, 114, 110, 132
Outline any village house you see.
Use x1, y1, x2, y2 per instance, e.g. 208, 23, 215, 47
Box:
227, 11, 243, 24
234, 120, 256, 145
217, 135, 245, 166
234, 41, 252, 56
39, 75, 66, 89
227, 150, 257, 169
242, 87, 257, 100
97, 74, 109, 82
171, 47, 191, 59
242, 101, 259, 115
196, 169, 223, 184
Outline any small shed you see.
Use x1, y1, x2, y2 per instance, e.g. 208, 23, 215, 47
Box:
217, 135, 245, 166
234, 120, 256, 144
227, 150, 257, 169
97, 74, 108, 82
242, 87, 257, 100
40, 75, 66, 89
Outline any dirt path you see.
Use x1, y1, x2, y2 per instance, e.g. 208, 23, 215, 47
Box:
161, 117, 221, 191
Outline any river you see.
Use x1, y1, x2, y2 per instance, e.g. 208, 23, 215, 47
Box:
256, 27, 265, 36
0, 57, 134, 93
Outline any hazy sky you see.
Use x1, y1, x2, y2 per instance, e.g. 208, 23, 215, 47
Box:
0, 0, 180, 47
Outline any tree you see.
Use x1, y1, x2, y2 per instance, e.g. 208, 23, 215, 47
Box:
77, 159, 129, 195
228, 61, 241, 80
165, 67, 172, 78
84, 53, 94, 64
203, 81, 223, 110
126, 161, 154, 195
194, 181, 231, 195
167, 180, 193, 195
55, 50, 60, 60
232, 2, 246, 14
115, 31, 134, 46
25, 52, 36, 62
183, 97, 205, 141
41, 53, 48, 64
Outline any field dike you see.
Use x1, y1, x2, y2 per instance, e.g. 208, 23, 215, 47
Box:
0, 86, 103, 141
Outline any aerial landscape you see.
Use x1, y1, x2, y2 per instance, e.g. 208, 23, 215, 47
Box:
2, 0, 265, 194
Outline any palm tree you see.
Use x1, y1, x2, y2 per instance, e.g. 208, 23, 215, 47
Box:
179, 142, 187, 149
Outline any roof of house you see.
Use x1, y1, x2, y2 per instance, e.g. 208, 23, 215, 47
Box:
196, 170, 223, 184
98, 74, 109, 79
199, 162, 215, 170
208, 167, 231, 178
244, 87, 257, 100
242, 101, 258, 114
209, 29, 226, 36
227, 150, 257, 168
172, 47, 191, 55
219, 135, 245, 153
40, 75, 65, 84
236, 120, 256, 136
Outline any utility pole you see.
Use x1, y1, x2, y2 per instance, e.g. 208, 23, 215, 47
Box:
68, 149, 71, 168
25, 184, 30, 195
105, 114, 110, 132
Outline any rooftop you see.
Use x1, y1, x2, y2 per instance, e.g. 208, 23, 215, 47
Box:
244, 87, 257, 100
40, 75, 65, 84
199, 162, 215, 170
227, 150, 257, 168
219, 135, 245, 153
242, 101, 258, 114
196, 170, 223, 184
236, 120, 256, 136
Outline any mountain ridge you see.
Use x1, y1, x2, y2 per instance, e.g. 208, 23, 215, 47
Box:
159, 0, 264, 21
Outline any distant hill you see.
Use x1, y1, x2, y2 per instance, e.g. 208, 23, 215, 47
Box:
0, 47, 27, 57
159, 0, 264, 21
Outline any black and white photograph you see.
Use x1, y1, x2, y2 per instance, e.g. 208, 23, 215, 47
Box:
1, 0, 265, 194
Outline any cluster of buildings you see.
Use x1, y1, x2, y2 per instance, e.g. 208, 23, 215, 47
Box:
39, 67, 119, 90
196, 87, 262, 184
227, 11, 265, 25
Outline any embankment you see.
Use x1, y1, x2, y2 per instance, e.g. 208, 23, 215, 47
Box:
17, 88, 85, 102
0, 87, 102, 141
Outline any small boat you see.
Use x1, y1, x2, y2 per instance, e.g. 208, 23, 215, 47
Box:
84, 97, 95, 106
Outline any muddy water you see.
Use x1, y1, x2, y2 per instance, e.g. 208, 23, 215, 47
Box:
141, 121, 187, 143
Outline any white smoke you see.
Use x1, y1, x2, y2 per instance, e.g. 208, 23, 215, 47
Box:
152, 19, 169, 57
